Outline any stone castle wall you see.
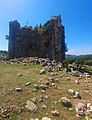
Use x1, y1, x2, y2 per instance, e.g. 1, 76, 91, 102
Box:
8, 15, 66, 62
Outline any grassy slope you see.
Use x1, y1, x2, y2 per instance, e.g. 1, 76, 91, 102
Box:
0, 62, 92, 120
82, 65, 92, 74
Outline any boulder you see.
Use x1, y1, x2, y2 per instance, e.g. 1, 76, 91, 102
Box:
48, 66, 53, 72
0, 109, 9, 118
75, 102, 87, 116
60, 97, 72, 108
74, 92, 81, 99
26, 101, 37, 112
66, 77, 70, 81
42, 104, 47, 109
68, 89, 75, 95
15, 87, 22, 92
17, 73, 22, 77
42, 117, 51, 120
34, 84, 39, 90
40, 68, 46, 75
51, 110, 60, 116
25, 82, 31, 86
75, 80, 80, 84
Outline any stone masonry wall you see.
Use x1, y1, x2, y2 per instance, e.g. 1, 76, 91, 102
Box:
8, 15, 66, 62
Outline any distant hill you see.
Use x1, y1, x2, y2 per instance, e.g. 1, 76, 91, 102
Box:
66, 54, 92, 59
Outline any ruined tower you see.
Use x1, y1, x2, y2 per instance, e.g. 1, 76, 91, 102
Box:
50, 15, 66, 61
8, 15, 66, 62
9, 20, 20, 58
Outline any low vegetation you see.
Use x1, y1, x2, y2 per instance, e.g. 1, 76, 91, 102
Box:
0, 58, 92, 120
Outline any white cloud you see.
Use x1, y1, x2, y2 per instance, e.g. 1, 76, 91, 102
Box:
66, 49, 92, 55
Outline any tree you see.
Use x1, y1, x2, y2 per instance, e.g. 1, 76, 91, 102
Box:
62, 60, 69, 68
5, 35, 9, 40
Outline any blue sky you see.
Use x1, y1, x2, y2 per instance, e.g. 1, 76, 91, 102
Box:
0, 0, 92, 55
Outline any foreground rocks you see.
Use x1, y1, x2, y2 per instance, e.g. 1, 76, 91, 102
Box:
51, 110, 60, 116
0, 109, 10, 118
60, 97, 72, 108
0, 57, 92, 120
75, 101, 92, 118
42, 117, 51, 120
15, 87, 22, 92
26, 101, 37, 112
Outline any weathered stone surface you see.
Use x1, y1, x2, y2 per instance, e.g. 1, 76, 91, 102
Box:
0, 109, 10, 118
8, 15, 66, 62
75, 100, 92, 118
66, 77, 70, 81
48, 66, 53, 72
68, 89, 75, 95
51, 110, 60, 116
44, 95, 49, 99
30, 118, 35, 120
75, 80, 80, 84
15, 107, 22, 114
42, 104, 47, 109
17, 73, 22, 77
42, 117, 51, 120
40, 68, 46, 75
26, 101, 37, 112
15, 87, 22, 92
25, 82, 31, 86
31, 97, 37, 104
60, 97, 72, 108
41, 90, 46, 93
30, 118, 39, 120
75, 102, 86, 116
74, 92, 81, 99
34, 84, 39, 90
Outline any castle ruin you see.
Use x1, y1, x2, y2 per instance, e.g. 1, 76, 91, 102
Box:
8, 15, 67, 62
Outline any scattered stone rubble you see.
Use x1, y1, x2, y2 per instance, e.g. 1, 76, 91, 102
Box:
0, 108, 10, 118
75, 100, 92, 118
0, 57, 92, 119
68, 89, 81, 99
26, 101, 37, 112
